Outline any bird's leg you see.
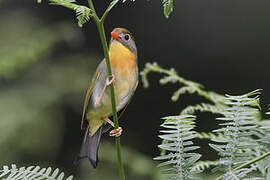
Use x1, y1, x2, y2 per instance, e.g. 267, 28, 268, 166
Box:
95, 74, 115, 107
105, 117, 123, 137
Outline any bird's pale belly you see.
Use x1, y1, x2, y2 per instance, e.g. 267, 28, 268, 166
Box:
86, 70, 136, 135
101, 70, 136, 112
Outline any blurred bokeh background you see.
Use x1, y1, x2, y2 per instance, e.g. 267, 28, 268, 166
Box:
0, 0, 270, 179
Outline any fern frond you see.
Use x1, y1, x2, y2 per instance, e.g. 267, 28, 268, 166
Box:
251, 109, 270, 178
162, 0, 173, 18
266, 106, 270, 115
210, 89, 262, 174
122, 0, 136, 2
257, 109, 270, 148
74, 6, 92, 27
197, 132, 227, 140
141, 62, 196, 88
171, 86, 196, 102
222, 165, 261, 180
48, 0, 94, 27
256, 154, 270, 179
140, 62, 226, 105
154, 115, 201, 179
180, 103, 225, 115
208, 91, 229, 104
0, 164, 73, 180
191, 161, 218, 172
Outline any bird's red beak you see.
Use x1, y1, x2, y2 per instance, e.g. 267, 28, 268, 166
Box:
111, 31, 120, 40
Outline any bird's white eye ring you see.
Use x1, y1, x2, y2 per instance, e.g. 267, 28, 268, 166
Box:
124, 34, 130, 41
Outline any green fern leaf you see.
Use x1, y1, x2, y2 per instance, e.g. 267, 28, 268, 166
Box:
74, 6, 92, 27
140, 62, 226, 105
191, 161, 218, 172
0, 164, 73, 180
48, 0, 93, 27
180, 103, 225, 115
210, 89, 262, 174
154, 115, 202, 179
197, 132, 227, 140
222, 165, 261, 180
162, 0, 173, 18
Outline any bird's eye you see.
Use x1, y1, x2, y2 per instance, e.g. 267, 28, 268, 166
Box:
124, 34, 130, 41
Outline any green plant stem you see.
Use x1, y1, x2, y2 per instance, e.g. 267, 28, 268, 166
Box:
96, 21, 125, 180
216, 150, 270, 180
87, 0, 96, 13
87, 0, 125, 180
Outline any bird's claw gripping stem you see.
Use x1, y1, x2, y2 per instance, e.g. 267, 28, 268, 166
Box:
105, 117, 123, 137
106, 74, 115, 86
110, 127, 123, 137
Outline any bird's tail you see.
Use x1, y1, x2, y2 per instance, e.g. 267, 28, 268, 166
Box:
74, 126, 102, 168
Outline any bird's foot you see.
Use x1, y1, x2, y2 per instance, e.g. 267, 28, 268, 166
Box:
106, 74, 115, 86
105, 117, 123, 137
110, 127, 123, 137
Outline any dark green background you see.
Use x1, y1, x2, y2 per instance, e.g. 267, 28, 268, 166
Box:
0, 0, 270, 179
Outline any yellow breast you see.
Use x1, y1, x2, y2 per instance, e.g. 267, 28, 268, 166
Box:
108, 40, 137, 104
109, 41, 136, 71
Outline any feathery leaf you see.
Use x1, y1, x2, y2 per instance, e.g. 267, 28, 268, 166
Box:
48, 0, 94, 27
162, 0, 173, 18
210, 90, 262, 176
0, 164, 73, 180
155, 115, 201, 179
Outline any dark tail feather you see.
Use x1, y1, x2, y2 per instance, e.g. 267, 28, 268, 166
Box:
74, 127, 102, 168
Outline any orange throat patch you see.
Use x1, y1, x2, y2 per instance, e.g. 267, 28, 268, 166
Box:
108, 41, 136, 71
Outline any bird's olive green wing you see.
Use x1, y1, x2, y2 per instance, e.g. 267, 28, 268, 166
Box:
81, 70, 101, 129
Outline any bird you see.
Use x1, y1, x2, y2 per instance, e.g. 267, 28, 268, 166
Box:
74, 27, 138, 168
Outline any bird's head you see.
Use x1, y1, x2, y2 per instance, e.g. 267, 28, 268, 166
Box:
110, 27, 137, 54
